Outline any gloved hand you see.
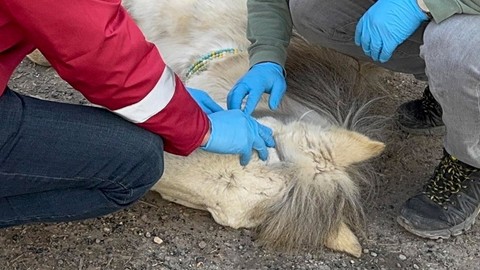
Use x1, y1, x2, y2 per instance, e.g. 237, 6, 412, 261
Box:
187, 87, 224, 114
355, 0, 428, 63
227, 62, 287, 115
202, 109, 275, 166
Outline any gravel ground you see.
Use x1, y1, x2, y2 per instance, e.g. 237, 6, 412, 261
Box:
1, 59, 480, 270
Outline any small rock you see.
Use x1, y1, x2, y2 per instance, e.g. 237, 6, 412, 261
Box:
436, 238, 444, 243
370, 252, 378, 257
196, 257, 205, 268
242, 229, 252, 236
144, 232, 151, 238
198, 241, 207, 249
153, 237, 164, 245
363, 249, 370, 254
399, 254, 407, 261
95, 239, 101, 244
103, 227, 111, 233
413, 264, 420, 269
396, 263, 402, 268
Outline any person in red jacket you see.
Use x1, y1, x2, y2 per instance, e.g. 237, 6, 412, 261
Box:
0, 0, 275, 227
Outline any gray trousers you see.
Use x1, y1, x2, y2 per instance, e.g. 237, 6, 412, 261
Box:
290, 0, 480, 168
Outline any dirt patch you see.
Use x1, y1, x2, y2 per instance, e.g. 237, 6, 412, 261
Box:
1, 59, 479, 270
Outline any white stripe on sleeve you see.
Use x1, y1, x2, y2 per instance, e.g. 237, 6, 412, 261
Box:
113, 66, 176, 123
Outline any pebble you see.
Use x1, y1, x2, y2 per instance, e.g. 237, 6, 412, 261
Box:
153, 236, 164, 245
413, 264, 420, 269
399, 254, 407, 261
370, 252, 378, 257
103, 227, 111, 233
198, 241, 207, 249
144, 232, 151, 238
196, 257, 205, 267
363, 249, 370, 254
95, 239, 101, 244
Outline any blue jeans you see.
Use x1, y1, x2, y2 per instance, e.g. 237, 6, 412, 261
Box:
0, 88, 164, 227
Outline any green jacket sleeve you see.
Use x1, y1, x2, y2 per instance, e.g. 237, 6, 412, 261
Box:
425, 0, 480, 22
247, 0, 293, 67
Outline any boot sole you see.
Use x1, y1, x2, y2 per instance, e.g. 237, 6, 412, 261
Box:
396, 205, 480, 239
397, 122, 446, 136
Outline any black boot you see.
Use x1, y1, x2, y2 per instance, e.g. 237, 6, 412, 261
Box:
397, 149, 480, 239
397, 86, 445, 135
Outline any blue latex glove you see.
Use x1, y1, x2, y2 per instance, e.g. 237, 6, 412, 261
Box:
202, 109, 275, 166
355, 0, 428, 63
187, 87, 224, 114
227, 62, 287, 115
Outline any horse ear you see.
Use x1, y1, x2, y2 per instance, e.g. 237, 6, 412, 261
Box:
325, 221, 362, 258
328, 128, 385, 167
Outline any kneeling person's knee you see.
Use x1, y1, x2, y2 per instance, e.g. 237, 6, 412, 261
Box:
101, 128, 165, 207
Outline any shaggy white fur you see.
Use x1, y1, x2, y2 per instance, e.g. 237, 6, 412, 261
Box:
27, 0, 386, 257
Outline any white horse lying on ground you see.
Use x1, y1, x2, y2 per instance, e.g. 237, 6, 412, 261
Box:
28, 0, 387, 257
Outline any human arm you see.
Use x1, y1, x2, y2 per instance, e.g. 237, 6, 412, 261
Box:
247, 0, 293, 67
423, 0, 480, 22
227, 0, 292, 114
187, 87, 224, 115
187, 87, 275, 166
202, 110, 275, 166
355, 0, 429, 63
0, 0, 209, 155
1, 0, 275, 164
355, 0, 480, 63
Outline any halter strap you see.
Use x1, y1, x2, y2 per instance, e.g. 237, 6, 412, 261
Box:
185, 48, 243, 79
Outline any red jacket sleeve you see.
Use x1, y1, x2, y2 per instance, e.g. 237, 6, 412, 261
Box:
0, 0, 209, 155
